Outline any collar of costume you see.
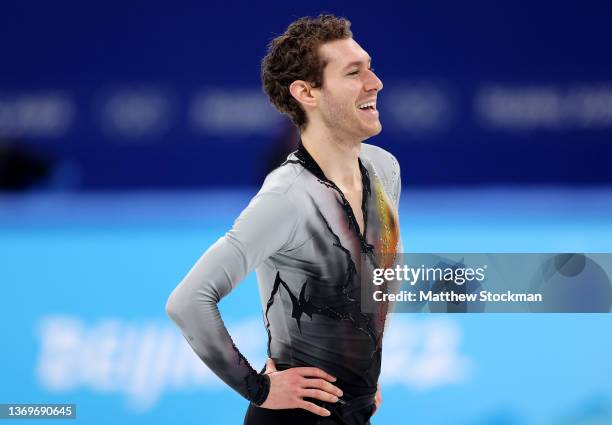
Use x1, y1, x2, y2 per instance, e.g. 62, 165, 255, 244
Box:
295, 141, 372, 197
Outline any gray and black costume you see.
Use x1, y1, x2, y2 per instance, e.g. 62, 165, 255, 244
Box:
166, 142, 402, 425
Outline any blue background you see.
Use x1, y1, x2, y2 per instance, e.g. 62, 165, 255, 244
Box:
1, 1, 612, 424
2, 191, 611, 424
2, 1, 612, 188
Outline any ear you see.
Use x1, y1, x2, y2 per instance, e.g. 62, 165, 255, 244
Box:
289, 80, 318, 108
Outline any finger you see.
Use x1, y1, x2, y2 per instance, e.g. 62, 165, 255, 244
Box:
296, 367, 336, 382
265, 358, 277, 373
301, 388, 339, 403
303, 378, 343, 397
299, 400, 331, 417
373, 393, 381, 416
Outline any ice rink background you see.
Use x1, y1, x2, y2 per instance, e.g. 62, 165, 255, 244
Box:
2, 1, 612, 424
1, 188, 612, 424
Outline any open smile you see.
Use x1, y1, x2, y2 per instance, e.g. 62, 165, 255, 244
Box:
357, 100, 378, 117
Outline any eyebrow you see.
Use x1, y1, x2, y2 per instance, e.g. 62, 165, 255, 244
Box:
342, 57, 372, 71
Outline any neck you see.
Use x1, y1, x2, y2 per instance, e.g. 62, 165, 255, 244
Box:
300, 126, 362, 191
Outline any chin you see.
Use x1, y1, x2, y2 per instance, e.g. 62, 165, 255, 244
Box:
373, 122, 382, 135
366, 122, 382, 137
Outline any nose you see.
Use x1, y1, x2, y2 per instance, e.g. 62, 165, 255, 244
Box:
365, 68, 383, 92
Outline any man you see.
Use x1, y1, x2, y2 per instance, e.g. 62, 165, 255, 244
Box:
166, 13, 401, 425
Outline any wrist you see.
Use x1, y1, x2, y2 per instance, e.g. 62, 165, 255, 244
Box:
249, 372, 271, 407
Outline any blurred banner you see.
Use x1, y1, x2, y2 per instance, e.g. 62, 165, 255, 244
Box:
2, 2, 612, 189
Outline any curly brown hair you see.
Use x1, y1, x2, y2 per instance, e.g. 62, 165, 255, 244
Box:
261, 14, 353, 129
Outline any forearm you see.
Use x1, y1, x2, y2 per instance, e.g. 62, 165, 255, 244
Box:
165, 190, 299, 405
165, 238, 270, 404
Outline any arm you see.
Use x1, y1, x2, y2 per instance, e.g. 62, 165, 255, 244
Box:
165, 190, 299, 405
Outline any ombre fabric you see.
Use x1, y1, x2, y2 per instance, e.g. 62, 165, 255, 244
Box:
166, 142, 401, 417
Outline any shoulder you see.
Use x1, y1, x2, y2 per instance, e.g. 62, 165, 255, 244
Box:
360, 143, 402, 207
231, 157, 307, 251
361, 143, 401, 186
361, 143, 400, 173
247, 153, 307, 218
257, 154, 307, 201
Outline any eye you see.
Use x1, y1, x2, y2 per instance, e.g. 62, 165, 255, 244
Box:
348, 70, 359, 76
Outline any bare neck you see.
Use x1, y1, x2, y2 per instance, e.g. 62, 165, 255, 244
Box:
300, 128, 363, 192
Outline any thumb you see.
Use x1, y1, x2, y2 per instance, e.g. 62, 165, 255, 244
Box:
264, 358, 278, 374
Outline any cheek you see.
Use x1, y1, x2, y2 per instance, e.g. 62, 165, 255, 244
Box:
321, 92, 349, 116
320, 84, 361, 118
336, 98, 357, 119
323, 81, 359, 102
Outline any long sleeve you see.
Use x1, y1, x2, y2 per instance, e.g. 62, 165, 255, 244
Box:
165, 189, 300, 405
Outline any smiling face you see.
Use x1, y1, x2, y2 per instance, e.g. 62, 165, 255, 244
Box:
315, 38, 383, 141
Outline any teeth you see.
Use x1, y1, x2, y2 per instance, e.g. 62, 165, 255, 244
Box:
358, 101, 376, 110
